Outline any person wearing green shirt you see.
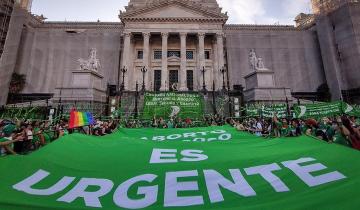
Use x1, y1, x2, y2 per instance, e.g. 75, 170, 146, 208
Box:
0, 131, 24, 156
167, 119, 174, 129
333, 132, 351, 147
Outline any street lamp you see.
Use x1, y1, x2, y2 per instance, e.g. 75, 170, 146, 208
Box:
120, 66, 128, 91
219, 66, 227, 91
201, 66, 207, 92
140, 66, 148, 92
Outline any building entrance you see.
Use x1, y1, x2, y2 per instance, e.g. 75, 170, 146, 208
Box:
169, 70, 179, 91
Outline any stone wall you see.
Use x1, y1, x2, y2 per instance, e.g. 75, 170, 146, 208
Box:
0, 7, 27, 105
14, 22, 123, 101
330, 3, 360, 90
224, 25, 326, 93
314, 2, 360, 101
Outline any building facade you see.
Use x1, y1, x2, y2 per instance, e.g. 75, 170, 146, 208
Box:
0, 0, 359, 106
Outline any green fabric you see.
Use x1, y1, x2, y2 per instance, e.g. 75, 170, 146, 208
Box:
333, 133, 351, 147
43, 131, 55, 143
142, 92, 204, 120
1, 126, 360, 210
294, 101, 360, 118
2, 124, 16, 135
245, 105, 260, 117
32, 128, 40, 143
0, 137, 7, 143
280, 126, 292, 137
262, 104, 288, 118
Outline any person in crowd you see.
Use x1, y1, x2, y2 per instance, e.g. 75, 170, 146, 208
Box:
341, 116, 360, 150
254, 118, 263, 137
167, 119, 174, 129
0, 129, 25, 156
331, 120, 352, 147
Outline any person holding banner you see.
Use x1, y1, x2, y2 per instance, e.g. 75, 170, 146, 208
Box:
341, 116, 360, 150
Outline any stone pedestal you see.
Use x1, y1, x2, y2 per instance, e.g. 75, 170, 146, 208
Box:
54, 70, 107, 102
244, 70, 293, 103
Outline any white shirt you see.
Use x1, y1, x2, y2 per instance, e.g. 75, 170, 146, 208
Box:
27, 130, 33, 140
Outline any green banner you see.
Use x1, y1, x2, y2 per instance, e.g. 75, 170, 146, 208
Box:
344, 104, 360, 117
142, 92, 204, 119
245, 105, 259, 117
245, 104, 288, 118
262, 104, 288, 118
1, 126, 360, 210
294, 101, 360, 118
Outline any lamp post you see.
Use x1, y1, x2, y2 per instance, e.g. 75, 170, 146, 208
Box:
134, 81, 139, 119
140, 66, 148, 92
219, 66, 227, 91
201, 66, 207, 92
120, 66, 128, 91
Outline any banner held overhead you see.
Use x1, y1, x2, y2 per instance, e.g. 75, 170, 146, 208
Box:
0, 126, 359, 210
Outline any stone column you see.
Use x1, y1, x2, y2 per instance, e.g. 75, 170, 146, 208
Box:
122, 32, 131, 90
217, 32, 225, 90
198, 32, 205, 90
161, 32, 169, 91
143, 32, 151, 90
180, 32, 187, 91
212, 37, 218, 89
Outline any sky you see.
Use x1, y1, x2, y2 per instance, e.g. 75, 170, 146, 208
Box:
31, 0, 312, 25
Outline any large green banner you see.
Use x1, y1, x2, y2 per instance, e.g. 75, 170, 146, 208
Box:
245, 105, 260, 117
245, 104, 288, 118
262, 104, 288, 118
142, 92, 204, 119
1, 126, 360, 210
294, 101, 360, 118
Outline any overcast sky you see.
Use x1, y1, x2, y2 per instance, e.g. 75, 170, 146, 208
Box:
31, 0, 312, 25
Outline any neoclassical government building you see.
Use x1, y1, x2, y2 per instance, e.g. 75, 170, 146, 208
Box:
0, 0, 360, 106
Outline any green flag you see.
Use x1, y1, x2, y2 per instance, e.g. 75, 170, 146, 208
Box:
1, 126, 359, 210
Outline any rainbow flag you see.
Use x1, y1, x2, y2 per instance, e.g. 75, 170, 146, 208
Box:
69, 109, 96, 129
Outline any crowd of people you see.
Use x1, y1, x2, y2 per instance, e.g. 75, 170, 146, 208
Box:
1, 113, 360, 157
0, 119, 120, 156
231, 114, 360, 149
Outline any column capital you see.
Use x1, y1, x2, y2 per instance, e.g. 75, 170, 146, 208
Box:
198, 32, 206, 38
143, 32, 151, 38
161, 32, 169, 38
180, 32, 187, 38
142, 32, 151, 37
123, 32, 132, 37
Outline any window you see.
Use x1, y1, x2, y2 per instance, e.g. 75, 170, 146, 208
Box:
137, 50, 143, 59
168, 51, 180, 58
187, 70, 194, 91
154, 51, 162, 60
154, 70, 162, 91
205, 50, 211, 60
186, 51, 194, 60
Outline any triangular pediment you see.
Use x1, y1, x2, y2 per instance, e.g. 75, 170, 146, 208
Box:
120, 0, 228, 22
139, 5, 210, 19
